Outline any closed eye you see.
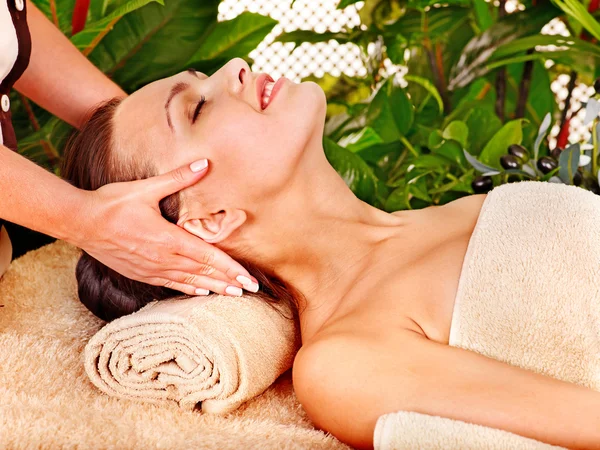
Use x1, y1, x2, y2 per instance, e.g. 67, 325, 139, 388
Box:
192, 95, 206, 124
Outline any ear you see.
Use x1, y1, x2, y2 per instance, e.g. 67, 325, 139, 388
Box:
179, 208, 247, 244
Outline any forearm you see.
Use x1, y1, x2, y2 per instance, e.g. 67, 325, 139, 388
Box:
13, 2, 126, 128
411, 338, 600, 449
0, 146, 88, 243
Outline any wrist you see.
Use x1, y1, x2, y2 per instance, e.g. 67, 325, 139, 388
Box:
55, 188, 94, 247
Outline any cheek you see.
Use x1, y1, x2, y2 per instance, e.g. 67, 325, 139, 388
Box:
196, 86, 326, 195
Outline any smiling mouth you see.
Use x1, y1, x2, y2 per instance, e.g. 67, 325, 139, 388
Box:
261, 81, 275, 109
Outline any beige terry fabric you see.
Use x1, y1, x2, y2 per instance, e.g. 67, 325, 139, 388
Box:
0, 241, 350, 449
84, 292, 301, 414
375, 180, 600, 449
0, 225, 12, 278
374, 411, 564, 450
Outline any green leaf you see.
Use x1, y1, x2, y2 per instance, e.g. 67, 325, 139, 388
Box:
472, 0, 494, 31
435, 140, 468, 166
464, 107, 502, 155
389, 81, 414, 136
32, 0, 76, 35
442, 121, 469, 147
357, 141, 403, 165
534, 112, 552, 162
384, 34, 408, 65
16, 116, 72, 171
489, 34, 600, 80
558, 143, 580, 184
366, 81, 401, 143
448, 4, 560, 90
385, 6, 470, 43
337, 0, 363, 8
463, 149, 501, 174
88, 0, 222, 91
275, 30, 351, 47
187, 12, 277, 67
385, 182, 410, 212
551, 0, 600, 41
428, 129, 444, 148
412, 154, 455, 169
405, 74, 444, 113
338, 127, 384, 153
478, 119, 527, 169
323, 137, 379, 203
70, 0, 161, 55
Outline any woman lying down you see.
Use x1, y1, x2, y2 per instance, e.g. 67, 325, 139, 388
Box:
61, 58, 600, 449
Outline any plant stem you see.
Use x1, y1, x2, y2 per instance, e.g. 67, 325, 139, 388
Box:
422, 10, 451, 113
49, 0, 59, 28
495, 0, 507, 121
399, 135, 419, 158
593, 119, 598, 177
515, 50, 534, 118
434, 43, 451, 112
18, 94, 60, 167
559, 70, 577, 132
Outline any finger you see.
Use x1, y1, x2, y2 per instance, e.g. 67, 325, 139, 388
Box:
173, 258, 240, 285
159, 280, 211, 297
166, 272, 245, 297
176, 239, 259, 288
142, 159, 210, 201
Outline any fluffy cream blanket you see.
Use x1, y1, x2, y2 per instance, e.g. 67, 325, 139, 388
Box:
0, 241, 349, 449
375, 181, 600, 449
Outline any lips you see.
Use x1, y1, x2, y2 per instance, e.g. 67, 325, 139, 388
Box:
256, 73, 275, 110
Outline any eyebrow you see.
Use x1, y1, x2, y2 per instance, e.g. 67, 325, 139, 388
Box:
165, 82, 190, 131
164, 70, 205, 131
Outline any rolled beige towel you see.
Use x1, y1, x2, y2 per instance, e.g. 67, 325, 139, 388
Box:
84, 294, 300, 414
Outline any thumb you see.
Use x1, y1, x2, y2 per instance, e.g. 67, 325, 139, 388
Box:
142, 159, 209, 201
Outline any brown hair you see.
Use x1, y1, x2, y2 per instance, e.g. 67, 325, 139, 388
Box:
61, 98, 301, 326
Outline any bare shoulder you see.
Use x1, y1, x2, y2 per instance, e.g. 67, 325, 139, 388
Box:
292, 329, 424, 449
439, 193, 487, 215
390, 193, 487, 222
432, 193, 488, 230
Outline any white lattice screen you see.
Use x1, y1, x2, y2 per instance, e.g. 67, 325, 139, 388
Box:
218, 0, 594, 147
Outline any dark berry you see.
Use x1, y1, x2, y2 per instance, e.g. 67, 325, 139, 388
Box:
594, 77, 600, 93
507, 174, 521, 183
537, 156, 558, 174
508, 144, 530, 162
550, 147, 562, 160
472, 175, 493, 193
573, 171, 582, 186
500, 154, 522, 170
590, 181, 600, 195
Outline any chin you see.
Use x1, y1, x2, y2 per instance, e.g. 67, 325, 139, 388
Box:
297, 81, 327, 124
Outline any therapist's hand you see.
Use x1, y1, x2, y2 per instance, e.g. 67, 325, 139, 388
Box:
74, 159, 259, 297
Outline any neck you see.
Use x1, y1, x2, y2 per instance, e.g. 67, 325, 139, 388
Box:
234, 141, 407, 340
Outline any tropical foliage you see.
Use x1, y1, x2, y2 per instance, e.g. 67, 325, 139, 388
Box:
12, 0, 600, 212
280, 0, 600, 210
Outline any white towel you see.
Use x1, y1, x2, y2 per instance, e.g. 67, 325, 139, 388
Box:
375, 181, 600, 449
84, 294, 301, 414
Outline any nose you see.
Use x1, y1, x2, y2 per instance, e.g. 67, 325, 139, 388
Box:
225, 57, 252, 95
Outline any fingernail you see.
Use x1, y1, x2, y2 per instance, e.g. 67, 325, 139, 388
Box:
225, 286, 243, 297
237, 275, 259, 293
195, 288, 210, 295
190, 159, 208, 173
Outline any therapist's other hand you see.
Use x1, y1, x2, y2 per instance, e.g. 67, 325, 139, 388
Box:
75, 159, 259, 296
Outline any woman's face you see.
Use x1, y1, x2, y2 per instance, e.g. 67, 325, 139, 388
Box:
112, 58, 327, 210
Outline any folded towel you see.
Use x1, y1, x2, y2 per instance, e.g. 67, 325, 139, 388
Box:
374, 411, 563, 450
84, 294, 301, 414
375, 180, 600, 449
